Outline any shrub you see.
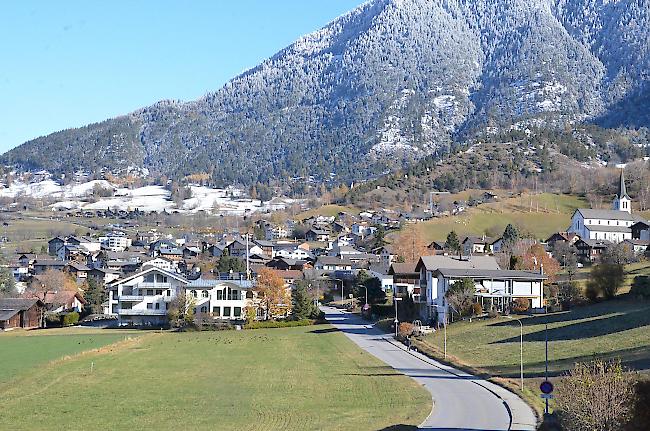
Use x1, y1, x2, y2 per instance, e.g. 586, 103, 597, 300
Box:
62, 312, 79, 326
512, 298, 530, 313
559, 281, 584, 306
398, 322, 415, 338
630, 276, 650, 299
555, 359, 636, 431
471, 302, 483, 316
487, 307, 500, 319
585, 282, 600, 302
587, 263, 625, 300
45, 313, 62, 327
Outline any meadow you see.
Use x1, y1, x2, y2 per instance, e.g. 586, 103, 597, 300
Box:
419, 192, 589, 241
415, 298, 650, 412
0, 325, 430, 431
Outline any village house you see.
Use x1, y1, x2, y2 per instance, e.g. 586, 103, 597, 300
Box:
186, 278, 257, 320
433, 268, 546, 323
0, 298, 44, 330
388, 262, 422, 303
416, 255, 501, 320
99, 232, 132, 252
462, 236, 494, 255
305, 228, 332, 242
315, 256, 353, 272
42, 290, 86, 313
105, 267, 189, 326
574, 238, 612, 262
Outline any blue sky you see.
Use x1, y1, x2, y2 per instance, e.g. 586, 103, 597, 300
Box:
0, 0, 365, 153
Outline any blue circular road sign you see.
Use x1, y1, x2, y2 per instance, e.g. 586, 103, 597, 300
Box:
540, 380, 554, 394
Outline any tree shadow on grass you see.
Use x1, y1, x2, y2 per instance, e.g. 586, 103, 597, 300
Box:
489, 298, 650, 329
484, 345, 650, 378
308, 327, 340, 334
491, 308, 650, 343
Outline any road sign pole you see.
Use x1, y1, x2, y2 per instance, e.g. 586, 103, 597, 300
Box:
545, 323, 549, 415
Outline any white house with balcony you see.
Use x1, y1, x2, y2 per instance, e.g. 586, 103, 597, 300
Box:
186, 278, 258, 321
434, 268, 546, 323
416, 255, 501, 320
105, 267, 189, 326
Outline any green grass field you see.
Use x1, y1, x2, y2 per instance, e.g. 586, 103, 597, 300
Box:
420, 299, 650, 377
415, 299, 650, 413
0, 328, 137, 384
419, 193, 588, 242
0, 326, 430, 430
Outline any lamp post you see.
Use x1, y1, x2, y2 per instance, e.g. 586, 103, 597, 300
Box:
364, 285, 369, 308
394, 297, 402, 337
507, 316, 524, 391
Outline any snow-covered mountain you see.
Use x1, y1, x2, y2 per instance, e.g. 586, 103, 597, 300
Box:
3, 0, 649, 185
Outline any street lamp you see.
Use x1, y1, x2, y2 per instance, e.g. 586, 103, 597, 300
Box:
394, 297, 402, 337
507, 316, 524, 391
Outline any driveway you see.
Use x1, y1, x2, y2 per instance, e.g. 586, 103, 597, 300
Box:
323, 307, 537, 431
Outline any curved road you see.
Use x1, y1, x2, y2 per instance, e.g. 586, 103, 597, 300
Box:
323, 307, 536, 431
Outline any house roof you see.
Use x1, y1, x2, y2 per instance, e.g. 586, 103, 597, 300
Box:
316, 256, 353, 266
416, 255, 500, 273
67, 263, 91, 272
388, 262, 419, 276
0, 298, 43, 320
34, 259, 67, 267
108, 267, 188, 286
436, 268, 547, 280
43, 290, 87, 306
576, 238, 613, 248
462, 236, 494, 245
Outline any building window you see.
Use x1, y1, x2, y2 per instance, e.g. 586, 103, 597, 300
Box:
200, 306, 207, 313
234, 307, 242, 317
155, 290, 163, 295
246, 291, 253, 299
146, 303, 153, 309
202, 290, 209, 298
216, 290, 224, 300
212, 307, 220, 316
147, 289, 154, 296
121, 302, 132, 310
155, 303, 160, 310
223, 307, 231, 317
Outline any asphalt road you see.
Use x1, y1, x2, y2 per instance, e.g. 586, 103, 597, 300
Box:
323, 307, 537, 431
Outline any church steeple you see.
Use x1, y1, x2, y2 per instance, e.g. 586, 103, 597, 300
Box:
613, 169, 632, 213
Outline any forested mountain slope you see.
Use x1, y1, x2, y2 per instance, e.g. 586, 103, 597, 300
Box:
3, 0, 649, 185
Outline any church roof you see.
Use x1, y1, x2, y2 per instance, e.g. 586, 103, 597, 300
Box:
575, 208, 641, 222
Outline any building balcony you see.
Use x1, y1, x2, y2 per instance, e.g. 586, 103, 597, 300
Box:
118, 309, 166, 316
119, 295, 144, 302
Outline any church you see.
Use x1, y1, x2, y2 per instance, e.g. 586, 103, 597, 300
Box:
568, 170, 648, 243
